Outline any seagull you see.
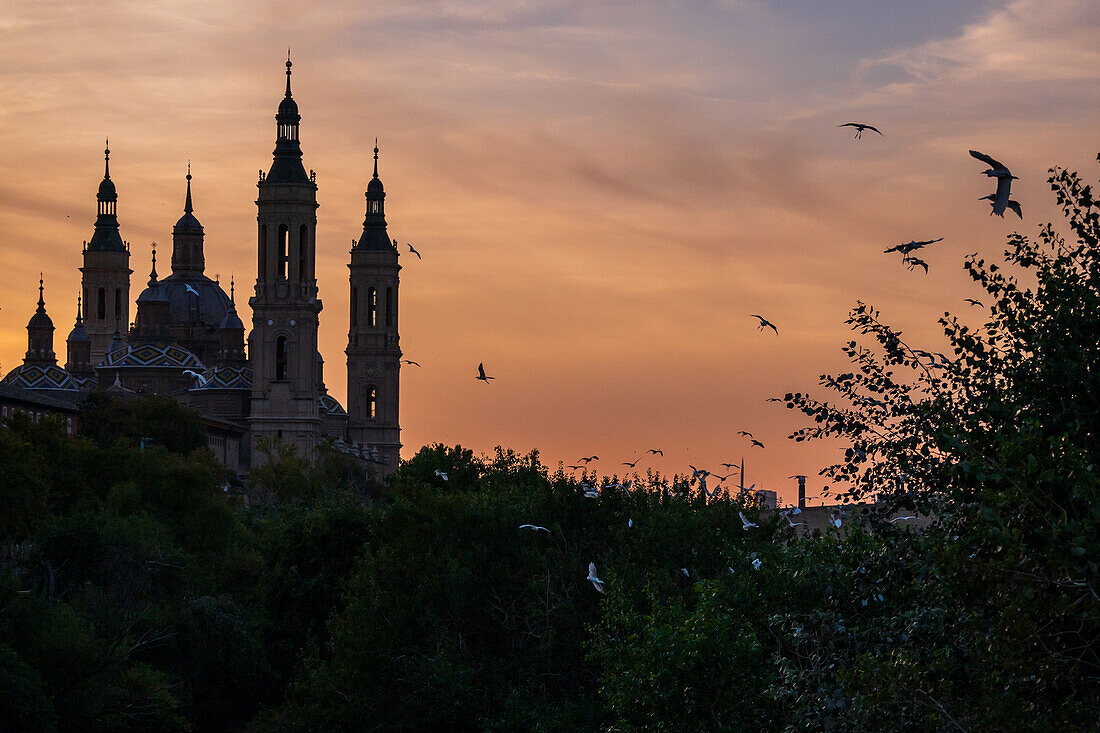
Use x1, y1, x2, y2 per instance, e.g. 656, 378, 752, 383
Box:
751, 558, 762, 571
739, 511, 758, 530
647, 448, 663, 456
184, 284, 200, 297
714, 473, 737, 482
688, 465, 711, 480
969, 150, 1021, 218
839, 122, 882, 139
581, 483, 600, 499
903, 255, 929, 274
402, 359, 422, 366
566, 464, 583, 471
476, 363, 495, 382
788, 474, 807, 480
750, 314, 778, 335
621, 458, 641, 468
680, 568, 690, 578
964, 298, 984, 307
627, 519, 633, 528
888, 515, 917, 523
182, 369, 208, 387
720, 463, 740, 470
783, 513, 805, 528
750, 439, 765, 449
830, 513, 843, 529
606, 481, 630, 490
587, 562, 605, 593
883, 237, 943, 255
434, 469, 449, 481
407, 242, 422, 259
579, 456, 599, 464
519, 524, 551, 533
736, 431, 754, 439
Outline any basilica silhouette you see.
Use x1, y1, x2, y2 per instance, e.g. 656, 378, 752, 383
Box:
1, 57, 402, 476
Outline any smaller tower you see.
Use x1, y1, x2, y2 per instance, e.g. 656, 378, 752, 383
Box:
81, 141, 132, 365
217, 278, 247, 367
66, 295, 94, 380
131, 245, 172, 343
170, 164, 205, 277
346, 142, 401, 474
24, 276, 57, 367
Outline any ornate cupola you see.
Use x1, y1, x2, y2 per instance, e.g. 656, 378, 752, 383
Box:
346, 142, 402, 475
217, 278, 247, 367
81, 140, 132, 365
24, 276, 57, 367
266, 52, 309, 185
171, 164, 206, 277
66, 295, 94, 379
132, 245, 172, 343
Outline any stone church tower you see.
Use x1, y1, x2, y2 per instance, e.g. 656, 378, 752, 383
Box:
80, 142, 131, 365
248, 56, 323, 463
346, 144, 401, 473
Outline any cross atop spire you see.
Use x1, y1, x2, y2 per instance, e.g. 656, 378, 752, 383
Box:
75, 295, 84, 326
37, 274, 45, 312
373, 138, 379, 179
184, 161, 193, 214
104, 139, 111, 179
285, 48, 293, 98
148, 242, 158, 286
230, 275, 235, 304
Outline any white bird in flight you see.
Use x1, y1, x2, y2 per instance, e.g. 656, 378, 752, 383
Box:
519, 524, 550, 533
184, 283, 200, 297
739, 511, 758, 530
182, 369, 207, 387
587, 562, 605, 593
434, 469, 449, 481
888, 515, 917, 523
970, 149, 1021, 218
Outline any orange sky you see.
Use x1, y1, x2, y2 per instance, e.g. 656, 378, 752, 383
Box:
2, 0, 1098, 504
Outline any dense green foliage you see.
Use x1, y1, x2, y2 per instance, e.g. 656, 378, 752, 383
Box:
1, 162, 1098, 730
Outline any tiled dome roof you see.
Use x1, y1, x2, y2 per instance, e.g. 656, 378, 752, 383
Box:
103, 342, 203, 369
1, 364, 79, 391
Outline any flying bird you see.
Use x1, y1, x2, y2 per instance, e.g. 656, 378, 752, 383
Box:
406, 242, 422, 259
680, 568, 690, 578
830, 513, 843, 529
888, 515, 917, 523
587, 562, 605, 593
182, 369, 208, 387
579, 456, 599, 464
647, 448, 663, 456
750, 314, 778, 335
739, 511, 759, 530
565, 465, 583, 471
839, 122, 882, 139
720, 463, 740, 470
402, 359, 421, 367
434, 469, 449, 481
750, 439, 765, 449
621, 458, 641, 468
519, 524, 550, 533
627, 519, 633, 528
969, 150, 1021, 218
736, 431, 754, 439
784, 514, 806, 528
883, 237, 943, 255
184, 284, 200, 297
751, 558, 763, 571
788, 474, 807, 480
903, 255, 929, 274
582, 483, 600, 499
476, 363, 495, 382
964, 298, 984, 307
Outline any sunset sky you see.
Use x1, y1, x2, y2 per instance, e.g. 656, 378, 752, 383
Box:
2, 0, 1098, 503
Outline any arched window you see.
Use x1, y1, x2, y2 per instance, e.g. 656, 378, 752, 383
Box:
368, 386, 377, 419
114, 288, 121, 320
367, 287, 377, 327
385, 287, 394, 327
97, 288, 106, 320
260, 224, 268, 277
298, 224, 309, 281
275, 336, 287, 380
278, 225, 288, 279
350, 287, 358, 327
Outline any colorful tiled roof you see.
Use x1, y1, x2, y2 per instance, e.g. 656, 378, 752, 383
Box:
1, 364, 80, 391
103, 343, 204, 369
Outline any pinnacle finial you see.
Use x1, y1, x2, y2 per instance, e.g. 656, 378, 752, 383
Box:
373, 138, 379, 179
184, 162, 194, 214
230, 275, 235, 304
285, 49, 293, 97
104, 139, 111, 179
76, 294, 83, 326
38, 274, 45, 310
148, 242, 158, 286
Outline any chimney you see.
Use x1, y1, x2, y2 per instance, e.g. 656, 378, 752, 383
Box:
797, 475, 806, 509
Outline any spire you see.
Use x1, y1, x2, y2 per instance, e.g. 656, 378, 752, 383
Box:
373, 138, 379, 180
89, 141, 125, 251
24, 274, 56, 366
148, 242, 158, 286
230, 275, 235, 304
285, 48, 293, 98
184, 161, 193, 214
104, 139, 111, 179
75, 295, 83, 327
37, 273, 45, 313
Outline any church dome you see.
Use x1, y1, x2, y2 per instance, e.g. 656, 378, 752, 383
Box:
319, 393, 347, 417
2, 364, 79, 391
102, 342, 204, 369
136, 281, 169, 304
219, 306, 245, 331
174, 210, 203, 232
27, 308, 54, 331
278, 95, 299, 117
367, 176, 384, 194
159, 275, 232, 329
67, 322, 90, 343
97, 176, 117, 199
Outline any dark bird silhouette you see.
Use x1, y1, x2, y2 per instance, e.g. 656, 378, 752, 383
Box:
750, 439, 765, 449
903, 255, 929, 274
622, 458, 641, 468
402, 359, 421, 366
647, 448, 663, 456
721, 463, 740, 470
838, 122, 882, 139
969, 150, 1021, 218
407, 242, 422, 259
883, 237, 943, 255
736, 430, 754, 439
788, 474, 807, 480
964, 298, 984, 307
566, 465, 582, 471
750, 314, 778, 334
579, 456, 599, 464
476, 363, 495, 382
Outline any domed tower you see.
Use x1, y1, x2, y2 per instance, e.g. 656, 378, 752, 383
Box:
24, 276, 57, 368
248, 54, 324, 463
80, 141, 132, 366
131, 246, 172, 344
346, 142, 401, 474
217, 279, 247, 367
66, 295, 94, 381
171, 164, 205, 277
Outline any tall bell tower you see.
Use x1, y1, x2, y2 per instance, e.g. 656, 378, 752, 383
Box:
80, 142, 131, 365
346, 143, 401, 474
248, 54, 323, 463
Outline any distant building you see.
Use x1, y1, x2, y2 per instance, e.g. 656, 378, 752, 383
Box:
1, 57, 402, 478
